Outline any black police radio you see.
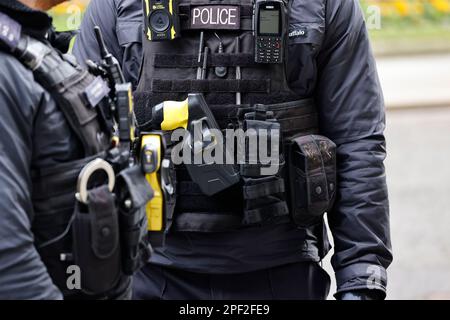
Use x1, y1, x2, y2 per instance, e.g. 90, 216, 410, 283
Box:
254, 0, 288, 64
143, 0, 180, 41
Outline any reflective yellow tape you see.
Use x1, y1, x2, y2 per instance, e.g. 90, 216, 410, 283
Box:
68, 35, 77, 54
144, 0, 152, 40
127, 86, 135, 141
169, 0, 176, 39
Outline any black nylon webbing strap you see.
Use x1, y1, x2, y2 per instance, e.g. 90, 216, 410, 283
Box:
209, 99, 317, 120
278, 114, 319, 134
243, 179, 285, 200
217, 115, 318, 137
153, 53, 256, 68
240, 164, 265, 178
177, 180, 243, 213
152, 79, 271, 93
243, 202, 290, 225
10, 35, 109, 156
174, 212, 244, 232
208, 99, 319, 134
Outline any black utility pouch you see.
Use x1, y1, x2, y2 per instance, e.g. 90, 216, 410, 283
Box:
240, 107, 290, 226
72, 185, 122, 295
241, 106, 282, 178
116, 166, 154, 275
288, 135, 337, 227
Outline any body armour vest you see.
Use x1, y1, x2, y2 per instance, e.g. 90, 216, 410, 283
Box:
135, 0, 336, 233
0, 12, 134, 298
19, 38, 117, 298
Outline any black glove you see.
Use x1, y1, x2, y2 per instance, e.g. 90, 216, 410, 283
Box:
338, 290, 384, 300
47, 27, 79, 53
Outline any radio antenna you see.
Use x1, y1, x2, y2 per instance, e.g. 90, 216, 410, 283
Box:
197, 32, 205, 80
235, 37, 241, 105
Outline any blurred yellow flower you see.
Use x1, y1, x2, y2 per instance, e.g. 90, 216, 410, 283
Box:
431, 0, 450, 13
411, 2, 425, 15
394, 0, 410, 16
362, 0, 450, 17
379, 2, 397, 17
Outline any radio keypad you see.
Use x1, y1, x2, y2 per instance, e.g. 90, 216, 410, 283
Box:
256, 36, 282, 64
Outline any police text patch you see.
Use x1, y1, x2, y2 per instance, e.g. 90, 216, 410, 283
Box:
190, 5, 240, 30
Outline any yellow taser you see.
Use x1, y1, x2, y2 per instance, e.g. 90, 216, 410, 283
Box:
140, 134, 164, 232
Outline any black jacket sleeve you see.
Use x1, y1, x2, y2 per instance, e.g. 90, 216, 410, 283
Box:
73, 0, 143, 88
0, 53, 63, 300
315, 0, 392, 297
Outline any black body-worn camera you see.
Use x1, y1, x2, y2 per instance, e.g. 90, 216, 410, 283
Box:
143, 0, 180, 41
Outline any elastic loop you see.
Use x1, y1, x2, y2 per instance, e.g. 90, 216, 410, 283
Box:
243, 179, 285, 200
152, 79, 270, 93
243, 202, 289, 225
153, 53, 256, 68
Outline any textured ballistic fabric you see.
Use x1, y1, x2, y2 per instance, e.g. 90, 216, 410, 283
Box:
74, 0, 392, 297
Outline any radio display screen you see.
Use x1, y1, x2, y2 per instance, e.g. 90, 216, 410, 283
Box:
259, 8, 280, 35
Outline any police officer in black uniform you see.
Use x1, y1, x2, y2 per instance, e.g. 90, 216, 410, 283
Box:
0, 0, 152, 299
75, 0, 392, 300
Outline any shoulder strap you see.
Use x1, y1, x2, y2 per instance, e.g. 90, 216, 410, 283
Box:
0, 13, 110, 156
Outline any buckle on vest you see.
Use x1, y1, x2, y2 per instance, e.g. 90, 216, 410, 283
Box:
76, 158, 115, 204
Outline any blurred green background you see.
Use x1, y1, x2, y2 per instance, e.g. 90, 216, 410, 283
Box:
50, 0, 450, 56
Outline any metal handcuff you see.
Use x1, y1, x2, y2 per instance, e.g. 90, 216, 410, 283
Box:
75, 158, 116, 205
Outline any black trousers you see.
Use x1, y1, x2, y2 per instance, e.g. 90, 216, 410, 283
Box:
133, 262, 331, 300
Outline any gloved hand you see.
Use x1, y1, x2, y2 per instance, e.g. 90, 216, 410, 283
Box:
338, 290, 384, 300
47, 27, 79, 53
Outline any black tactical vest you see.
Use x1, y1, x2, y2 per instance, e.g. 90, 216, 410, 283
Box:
0, 11, 132, 298
17, 36, 121, 298
135, 0, 335, 233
